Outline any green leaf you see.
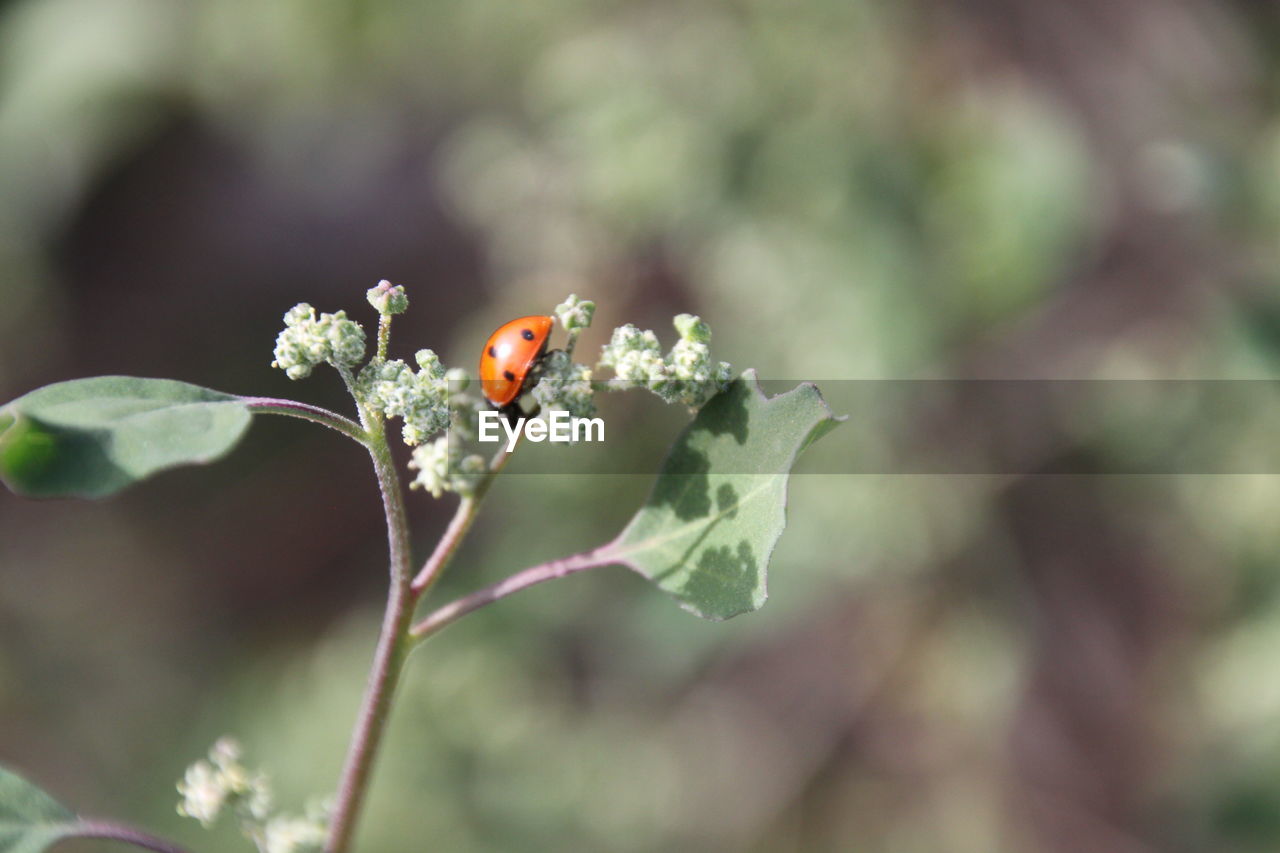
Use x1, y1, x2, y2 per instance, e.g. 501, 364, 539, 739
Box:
0, 766, 76, 853
606, 370, 843, 619
0, 377, 251, 498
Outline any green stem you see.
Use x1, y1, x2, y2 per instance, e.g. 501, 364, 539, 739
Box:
241, 397, 367, 444
324, 429, 414, 853
335, 364, 371, 432
377, 314, 391, 362
409, 545, 620, 642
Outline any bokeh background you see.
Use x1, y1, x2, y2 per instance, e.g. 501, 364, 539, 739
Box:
3, 0, 1280, 851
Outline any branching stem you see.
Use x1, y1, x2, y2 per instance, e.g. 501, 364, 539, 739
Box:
409, 545, 620, 643
73, 821, 190, 853
311, 373, 607, 850
410, 445, 514, 596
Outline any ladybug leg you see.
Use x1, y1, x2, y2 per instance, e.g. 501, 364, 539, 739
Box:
493, 344, 558, 426
525, 348, 559, 387
499, 402, 523, 426
499, 390, 546, 425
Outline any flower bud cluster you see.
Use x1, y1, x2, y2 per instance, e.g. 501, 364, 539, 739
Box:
178, 739, 330, 853
358, 350, 451, 446
409, 435, 488, 498
597, 325, 666, 387
531, 350, 595, 419
260, 801, 331, 853
598, 314, 731, 408
271, 304, 366, 380
177, 738, 270, 830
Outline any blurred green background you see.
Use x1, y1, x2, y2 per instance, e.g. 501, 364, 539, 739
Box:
3, 0, 1280, 851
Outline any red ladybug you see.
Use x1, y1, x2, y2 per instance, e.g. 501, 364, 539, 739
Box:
479, 315, 554, 417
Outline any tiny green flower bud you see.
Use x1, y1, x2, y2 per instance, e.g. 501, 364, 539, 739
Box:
324, 310, 366, 367
408, 437, 487, 498
366, 279, 409, 315
531, 350, 596, 419
415, 349, 445, 376
177, 759, 226, 828
597, 324, 665, 389
177, 737, 272, 830
673, 313, 711, 343
554, 294, 596, 333
445, 367, 470, 393
262, 813, 327, 853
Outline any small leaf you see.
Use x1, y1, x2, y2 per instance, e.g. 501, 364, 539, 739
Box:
0, 766, 76, 853
0, 377, 251, 498
606, 371, 843, 619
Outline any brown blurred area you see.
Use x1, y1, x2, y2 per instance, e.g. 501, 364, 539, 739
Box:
3, 0, 1280, 851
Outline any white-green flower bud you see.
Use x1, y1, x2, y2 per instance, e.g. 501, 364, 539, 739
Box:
408, 437, 488, 498
177, 737, 272, 830
665, 344, 730, 407
415, 349, 444, 376
554, 294, 596, 333
401, 350, 450, 445
531, 350, 596, 419
409, 437, 452, 498
357, 359, 412, 412
445, 367, 470, 393
272, 304, 367, 380
673, 313, 711, 343
176, 758, 226, 828
598, 324, 666, 389
262, 813, 327, 853
324, 312, 366, 367
366, 279, 409, 316
361, 352, 443, 439
357, 351, 452, 446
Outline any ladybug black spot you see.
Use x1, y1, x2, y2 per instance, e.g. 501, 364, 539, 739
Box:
488, 345, 497, 358
521, 328, 535, 341
503, 370, 516, 381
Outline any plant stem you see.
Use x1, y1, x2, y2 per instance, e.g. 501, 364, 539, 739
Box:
335, 365, 370, 431
242, 397, 368, 444
317, 403, 520, 848
376, 314, 391, 362
325, 430, 414, 853
409, 545, 620, 642
73, 821, 190, 853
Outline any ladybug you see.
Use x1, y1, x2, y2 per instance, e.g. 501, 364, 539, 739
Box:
479, 315, 554, 419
